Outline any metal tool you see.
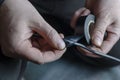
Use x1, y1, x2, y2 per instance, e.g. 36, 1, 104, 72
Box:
63, 35, 120, 63
63, 14, 120, 64
33, 14, 120, 64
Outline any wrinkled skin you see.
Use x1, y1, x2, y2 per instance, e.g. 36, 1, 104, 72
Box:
0, 0, 66, 64
1, 0, 120, 63
71, 0, 120, 57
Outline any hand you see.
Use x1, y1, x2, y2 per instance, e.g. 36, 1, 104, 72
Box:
0, 0, 66, 64
85, 0, 120, 54
71, 8, 91, 28
71, 1, 120, 57
71, 8, 97, 57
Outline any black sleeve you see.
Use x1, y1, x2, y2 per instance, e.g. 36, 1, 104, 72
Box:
0, 0, 4, 6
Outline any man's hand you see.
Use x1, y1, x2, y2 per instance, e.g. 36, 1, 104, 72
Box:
0, 0, 66, 64
71, 0, 120, 57
85, 0, 120, 54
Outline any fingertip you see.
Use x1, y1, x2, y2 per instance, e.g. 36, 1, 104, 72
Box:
57, 39, 66, 50
59, 33, 64, 38
81, 8, 91, 16
92, 36, 102, 47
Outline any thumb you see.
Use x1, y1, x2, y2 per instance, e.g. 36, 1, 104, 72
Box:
34, 22, 66, 50
92, 15, 110, 46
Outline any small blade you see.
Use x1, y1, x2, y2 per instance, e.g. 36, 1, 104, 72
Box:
64, 39, 120, 63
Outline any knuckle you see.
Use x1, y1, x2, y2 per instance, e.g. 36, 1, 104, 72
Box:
97, 11, 110, 19
100, 48, 108, 54
102, 20, 109, 26
47, 28, 57, 40
84, 9, 90, 13
113, 32, 120, 39
95, 29, 105, 36
41, 21, 48, 27
75, 11, 80, 16
74, 8, 86, 16
96, 13, 111, 24
96, 20, 108, 28
110, 27, 120, 39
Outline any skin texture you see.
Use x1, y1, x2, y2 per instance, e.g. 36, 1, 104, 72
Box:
0, 0, 66, 64
71, 0, 120, 57
86, 0, 120, 54
0, 0, 120, 62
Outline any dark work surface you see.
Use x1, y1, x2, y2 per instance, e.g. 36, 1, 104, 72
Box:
0, 53, 22, 80
24, 48, 120, 80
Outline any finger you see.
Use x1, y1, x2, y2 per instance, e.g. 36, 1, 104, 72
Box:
33, 22, 66, 50
77, 27, 120, 57
76, 46, 100, 58
17, 39, 66, 64
41, 48, 66, 63
92, 15, 111, 47
59, 33, 64, 38
99, 27, 120, 54
71, 8, 90, 28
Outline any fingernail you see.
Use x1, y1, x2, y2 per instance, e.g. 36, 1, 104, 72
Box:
93, 37, 102, 46
57, 39, 66, 50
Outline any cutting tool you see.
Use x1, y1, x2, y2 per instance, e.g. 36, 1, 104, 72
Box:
63, 14, 120, 64
63, 35, 120, 63
33, 14, 120, 64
